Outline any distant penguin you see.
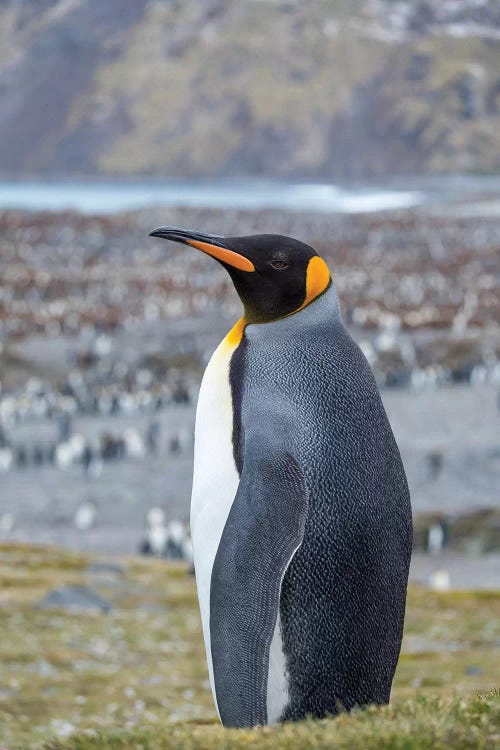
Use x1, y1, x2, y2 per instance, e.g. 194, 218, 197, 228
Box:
427, 519, 448, 555
428, 569, 450, 591
0, 446, 13, 472
140, 507, 168, 556
150, 227, 412, 728
0, 512, 15, 537
73, 500, 97, 531
147, 420, 161, 455
165, 519, 186, 560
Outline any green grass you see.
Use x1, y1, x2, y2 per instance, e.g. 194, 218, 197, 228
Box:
44, 692, 500, 750
0, 543, 498, 749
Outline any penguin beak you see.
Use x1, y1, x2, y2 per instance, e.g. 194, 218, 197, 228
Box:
149, 226, 255, 272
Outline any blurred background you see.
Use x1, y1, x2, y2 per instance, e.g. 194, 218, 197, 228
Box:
0, 0, 500, 748
0, 1, 499, 744
1, 0, 499, 577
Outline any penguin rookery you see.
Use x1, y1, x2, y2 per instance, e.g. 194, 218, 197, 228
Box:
149, 226, 413, 728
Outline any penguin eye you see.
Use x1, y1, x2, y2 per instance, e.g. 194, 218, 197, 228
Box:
269, 260, 288, 270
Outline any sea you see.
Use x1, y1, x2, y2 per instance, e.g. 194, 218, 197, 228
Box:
0, 176, 499, 215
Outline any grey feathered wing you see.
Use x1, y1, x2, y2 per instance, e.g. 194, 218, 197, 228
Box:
209, 446, 308, 727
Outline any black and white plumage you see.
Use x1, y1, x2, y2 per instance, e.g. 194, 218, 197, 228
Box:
150, 227, 412, 728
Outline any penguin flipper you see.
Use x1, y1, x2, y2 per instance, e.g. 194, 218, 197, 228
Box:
210, 450, 308, 727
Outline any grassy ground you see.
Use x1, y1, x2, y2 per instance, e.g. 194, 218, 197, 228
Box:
0, 543, 498, 749
44, 693, 500, 750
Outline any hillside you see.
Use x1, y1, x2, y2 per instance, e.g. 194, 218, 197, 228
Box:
0, 0, 499, 179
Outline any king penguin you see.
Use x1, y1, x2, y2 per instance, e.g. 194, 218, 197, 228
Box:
149, 226, 412, 728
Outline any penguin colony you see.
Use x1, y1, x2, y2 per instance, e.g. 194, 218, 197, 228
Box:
150, 226, 412, 728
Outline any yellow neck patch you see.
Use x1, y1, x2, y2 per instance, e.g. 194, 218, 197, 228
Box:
224, 317, 246, 348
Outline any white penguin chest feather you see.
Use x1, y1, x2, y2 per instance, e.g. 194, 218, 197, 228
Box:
190, 336, 240, 713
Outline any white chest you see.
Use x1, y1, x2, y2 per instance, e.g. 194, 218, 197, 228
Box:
190, 338, 240, 711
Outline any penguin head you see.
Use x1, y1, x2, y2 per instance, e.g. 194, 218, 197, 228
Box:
149, 227, 331, 324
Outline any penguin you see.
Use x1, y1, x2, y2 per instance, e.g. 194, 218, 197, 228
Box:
149, 226, 412, 728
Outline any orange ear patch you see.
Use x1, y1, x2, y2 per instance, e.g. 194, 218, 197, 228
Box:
301, 256, 331, 309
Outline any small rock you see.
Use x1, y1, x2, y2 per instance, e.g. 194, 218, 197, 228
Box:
465, 665, 482, 675
142, 675, 164, 686
86, 561, 125, 577
37, 585, 111, 613
50, 719, 76, 738
29, 660, 55, 677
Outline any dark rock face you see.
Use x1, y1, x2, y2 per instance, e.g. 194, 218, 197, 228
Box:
0, 0, 498, 178
0, 0, 149, 174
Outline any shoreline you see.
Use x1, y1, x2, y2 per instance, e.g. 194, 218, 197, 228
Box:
0, 174, 499, 216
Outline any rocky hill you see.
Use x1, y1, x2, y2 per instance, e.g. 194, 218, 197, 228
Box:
0, 0, 499, 179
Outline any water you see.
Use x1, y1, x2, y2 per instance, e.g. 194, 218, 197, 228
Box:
0, 179, 425, 215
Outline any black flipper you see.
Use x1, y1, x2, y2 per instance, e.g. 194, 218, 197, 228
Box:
210, 450, 308, 727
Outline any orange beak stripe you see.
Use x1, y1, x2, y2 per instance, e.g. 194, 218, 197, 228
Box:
187, 239, 255, 272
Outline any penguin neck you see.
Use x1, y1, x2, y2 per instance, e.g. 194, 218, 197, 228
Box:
243, 284, 342, 342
